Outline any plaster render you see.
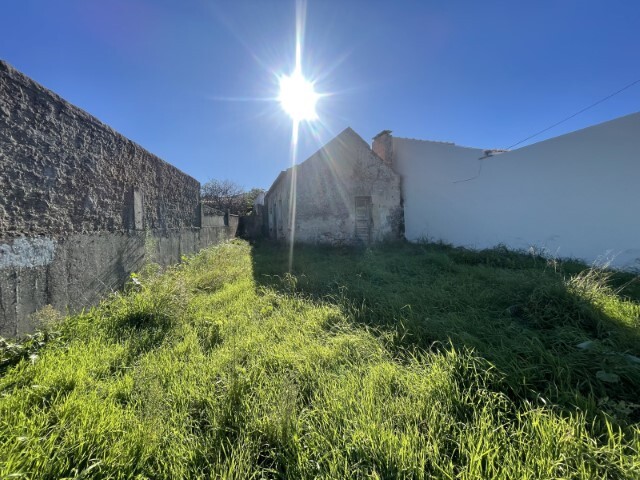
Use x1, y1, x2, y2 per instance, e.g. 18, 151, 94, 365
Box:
0, 226, 237, 337
265, 128, 403, 245
0, 237, 56, 268
391, 112, 640, 269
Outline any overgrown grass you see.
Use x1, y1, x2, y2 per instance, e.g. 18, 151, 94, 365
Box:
1, 239, 638, 478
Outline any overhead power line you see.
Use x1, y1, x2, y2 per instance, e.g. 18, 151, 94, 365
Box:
505, 77, 640, 150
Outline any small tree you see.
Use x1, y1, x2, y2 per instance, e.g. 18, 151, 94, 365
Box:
242, 187, 265, 214
201, 179, 244, 214
201, 180, 264, 215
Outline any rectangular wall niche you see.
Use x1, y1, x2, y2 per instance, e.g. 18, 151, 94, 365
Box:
126, 187, 144, 230
133, 188, 144, 230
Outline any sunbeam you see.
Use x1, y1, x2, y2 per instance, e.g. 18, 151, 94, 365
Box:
287, 120, 299, 272
283, 0, 319, 271
208, 0, 338, 272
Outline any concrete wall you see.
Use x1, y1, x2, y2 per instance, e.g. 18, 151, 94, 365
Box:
0, 226, 236, 337
265, 128, 403, 245
0, 60, 237, 336
390, 112, 640, 269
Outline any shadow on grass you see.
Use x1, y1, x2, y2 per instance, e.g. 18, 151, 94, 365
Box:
250, 240, 640, 426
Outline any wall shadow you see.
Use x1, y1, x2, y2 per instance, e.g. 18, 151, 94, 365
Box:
250, 240, 640, 426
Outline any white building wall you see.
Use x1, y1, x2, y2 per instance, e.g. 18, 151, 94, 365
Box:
393, 112, 640, 269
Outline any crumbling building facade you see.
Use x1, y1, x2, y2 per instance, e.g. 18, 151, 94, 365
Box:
265, 128, 403, 245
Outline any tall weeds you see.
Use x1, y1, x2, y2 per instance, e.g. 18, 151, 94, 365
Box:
0, 239, 638, 478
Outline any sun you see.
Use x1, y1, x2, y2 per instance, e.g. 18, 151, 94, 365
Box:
278, 69, 319, 122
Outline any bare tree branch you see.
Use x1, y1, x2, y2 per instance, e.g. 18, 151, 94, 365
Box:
201, 179, 264, 215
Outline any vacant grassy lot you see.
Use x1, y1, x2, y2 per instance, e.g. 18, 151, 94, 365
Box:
1, 239, 639, 478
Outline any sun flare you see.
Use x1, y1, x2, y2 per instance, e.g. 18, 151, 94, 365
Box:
278, 69, 319, 122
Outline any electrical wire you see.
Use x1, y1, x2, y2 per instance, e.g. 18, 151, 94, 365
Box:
505, 78, 640, 150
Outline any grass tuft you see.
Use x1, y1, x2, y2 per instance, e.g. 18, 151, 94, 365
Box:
1, 239, 638, 478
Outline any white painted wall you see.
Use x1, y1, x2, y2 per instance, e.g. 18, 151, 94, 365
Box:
393, 112, 640, 269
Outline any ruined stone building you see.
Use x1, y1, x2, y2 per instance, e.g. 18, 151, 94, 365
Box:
0, 61, 236, 336
264, 128, 403, 245
265, 113, 640, 270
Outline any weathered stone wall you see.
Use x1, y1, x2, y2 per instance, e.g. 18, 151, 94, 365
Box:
0, 61, 237, 336
265, 128, 403, 245
0, 60, 199, 236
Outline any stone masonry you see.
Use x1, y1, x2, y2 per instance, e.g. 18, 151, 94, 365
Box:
0, 61, 199, 236
0, 61, 236, 336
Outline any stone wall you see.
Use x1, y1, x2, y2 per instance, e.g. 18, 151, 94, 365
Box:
0, 60, 200, 236
0, 61, 237, 336
237, 213, 264, 239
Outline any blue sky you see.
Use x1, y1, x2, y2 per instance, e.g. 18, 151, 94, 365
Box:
3, 1, 639, 190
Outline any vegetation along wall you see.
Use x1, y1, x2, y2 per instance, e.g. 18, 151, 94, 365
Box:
0, 61, 236, 336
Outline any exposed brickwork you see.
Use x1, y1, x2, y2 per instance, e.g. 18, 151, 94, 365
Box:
372, 130, 393, 167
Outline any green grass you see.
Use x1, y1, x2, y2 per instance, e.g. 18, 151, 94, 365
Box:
1, 239, 638, 478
